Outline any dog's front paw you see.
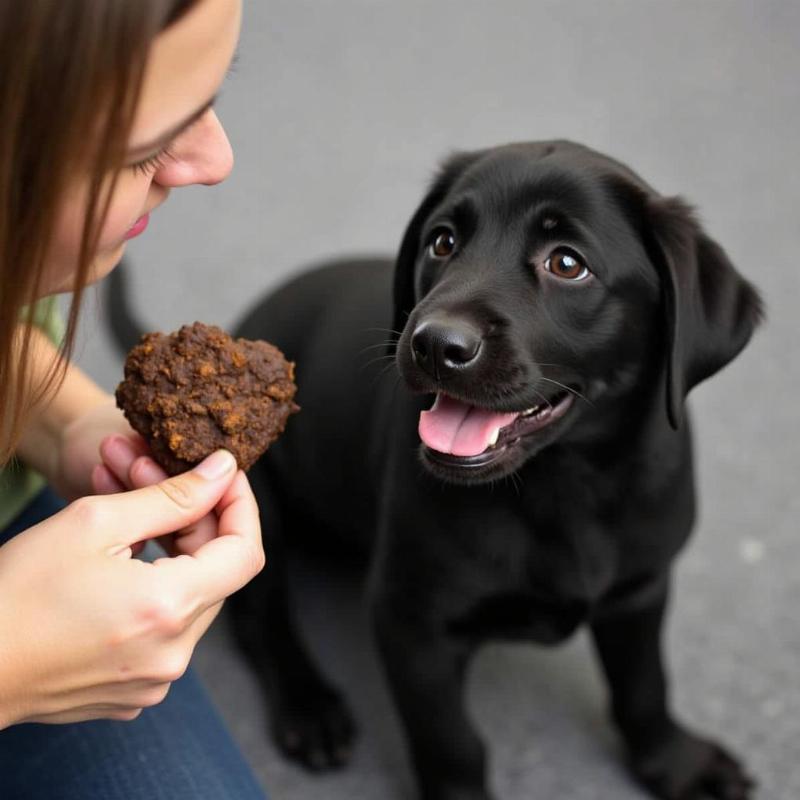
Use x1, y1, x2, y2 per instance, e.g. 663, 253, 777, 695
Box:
632, 728, 755, 800
270, 679, 357, 771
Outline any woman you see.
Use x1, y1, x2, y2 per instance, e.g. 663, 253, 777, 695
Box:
0, 1, 268, 797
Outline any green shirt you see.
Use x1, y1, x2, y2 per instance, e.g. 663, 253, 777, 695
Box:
0, 296, 66, 530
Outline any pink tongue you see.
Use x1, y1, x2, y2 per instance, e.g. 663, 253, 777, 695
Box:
419, 394, 519, 457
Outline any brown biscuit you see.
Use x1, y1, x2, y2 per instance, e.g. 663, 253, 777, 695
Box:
115, 322, 299, 475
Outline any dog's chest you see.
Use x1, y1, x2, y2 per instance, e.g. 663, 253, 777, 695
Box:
443, 499, 621, 646
448, 589, 590, 645
518, 463, 621, 594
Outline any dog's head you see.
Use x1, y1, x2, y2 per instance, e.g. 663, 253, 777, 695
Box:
391, 141, 763, 485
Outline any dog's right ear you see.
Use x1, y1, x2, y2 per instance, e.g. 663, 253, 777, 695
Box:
389, 151, 483, 354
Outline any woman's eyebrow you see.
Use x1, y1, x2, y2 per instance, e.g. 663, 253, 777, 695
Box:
126, 94, 218, 158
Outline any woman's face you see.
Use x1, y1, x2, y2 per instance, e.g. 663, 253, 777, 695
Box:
42, 0, 242, 295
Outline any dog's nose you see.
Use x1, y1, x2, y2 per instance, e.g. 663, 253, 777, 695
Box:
411, 317, 483, 378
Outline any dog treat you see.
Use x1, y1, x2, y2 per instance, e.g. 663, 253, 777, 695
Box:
116, 322, 299, 475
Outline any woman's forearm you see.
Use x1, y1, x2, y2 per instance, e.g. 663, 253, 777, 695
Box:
15, 327, 112, 484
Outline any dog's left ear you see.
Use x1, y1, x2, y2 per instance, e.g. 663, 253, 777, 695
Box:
389, 150, 485, 353
645, 195, 764, 429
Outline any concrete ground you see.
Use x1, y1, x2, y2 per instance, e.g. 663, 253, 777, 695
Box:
71, 1, 798, 798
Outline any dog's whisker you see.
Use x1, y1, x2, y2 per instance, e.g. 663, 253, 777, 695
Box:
503, 470, 523, 498
367, 359, 400, 391
390, 371, 404, 396
357, 341, 396, 356
380, 361, 400, 380
530, 387, 554, 411
539, 376, 592, 406
364, 327, 405, 337
359, 354, 395, 369
358, 353, 396, 371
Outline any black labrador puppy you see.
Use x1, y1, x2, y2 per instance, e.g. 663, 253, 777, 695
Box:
228, 141, 763, 800
109, 140, 762, 800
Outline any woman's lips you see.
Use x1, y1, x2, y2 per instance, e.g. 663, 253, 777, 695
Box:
124, 213, 150, 240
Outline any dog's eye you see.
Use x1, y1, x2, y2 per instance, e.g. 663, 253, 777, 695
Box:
545, 251, 590, 281
429, 229, 456, 258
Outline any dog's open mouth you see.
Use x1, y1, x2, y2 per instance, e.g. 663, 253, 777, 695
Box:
418, 390, 575, 468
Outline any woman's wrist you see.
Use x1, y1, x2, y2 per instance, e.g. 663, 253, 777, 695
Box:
15, 327, 112, 484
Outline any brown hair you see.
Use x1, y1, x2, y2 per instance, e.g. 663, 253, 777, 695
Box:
0, 0, 199, 464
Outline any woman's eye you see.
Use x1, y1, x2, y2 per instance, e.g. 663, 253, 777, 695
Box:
129, 145, 176, 176
429, 229, 456, 258
545, 250, 591, 281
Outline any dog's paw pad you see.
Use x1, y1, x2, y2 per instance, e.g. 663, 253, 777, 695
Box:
635, 732, 754, 800
684, 745, 755, 800
271, 687, 357, 771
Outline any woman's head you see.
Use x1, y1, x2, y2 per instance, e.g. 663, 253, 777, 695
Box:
0, 0, 241, 462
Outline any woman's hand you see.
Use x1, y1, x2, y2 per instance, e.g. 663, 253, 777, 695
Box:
95, 434, 223, 557
0, 450, 264, 728
58, 388, 225, 558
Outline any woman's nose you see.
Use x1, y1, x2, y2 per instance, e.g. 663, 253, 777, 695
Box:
154, 110, 234, 187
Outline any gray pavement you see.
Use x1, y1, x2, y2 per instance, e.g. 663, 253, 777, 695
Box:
71, 2, 799, 798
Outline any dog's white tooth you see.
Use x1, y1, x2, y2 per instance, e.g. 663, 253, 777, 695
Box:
488, 427, 500, 447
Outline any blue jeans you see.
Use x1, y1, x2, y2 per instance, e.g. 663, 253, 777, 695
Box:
0, 488, 267, 800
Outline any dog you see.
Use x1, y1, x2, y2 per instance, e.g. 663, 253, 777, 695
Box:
108, 139, 762, 800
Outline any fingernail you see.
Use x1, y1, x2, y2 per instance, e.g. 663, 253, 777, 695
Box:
194, 450, 236, 480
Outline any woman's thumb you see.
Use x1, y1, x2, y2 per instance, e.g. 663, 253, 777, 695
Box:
88, 450, 238, 548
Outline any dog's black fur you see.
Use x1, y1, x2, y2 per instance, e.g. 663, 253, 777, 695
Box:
109, 140, 762, 800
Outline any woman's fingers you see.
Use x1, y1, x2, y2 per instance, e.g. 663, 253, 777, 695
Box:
99, 435, 150, 487
168, 514, 219, 557
26, 706, 144, 724
185, 599, 224, 644
80, 449, 238, 553
86, 450, 262, 612
129, 453, 168, 486
91, 463, 125, 494
151, 470, 263, 607
128, 454, 217, 556
93, 468, 153, 554
24, 675, 173, 723
94, 446, 243, 561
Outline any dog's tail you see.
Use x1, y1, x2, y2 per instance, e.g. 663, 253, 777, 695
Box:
105, 261, 146, 354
